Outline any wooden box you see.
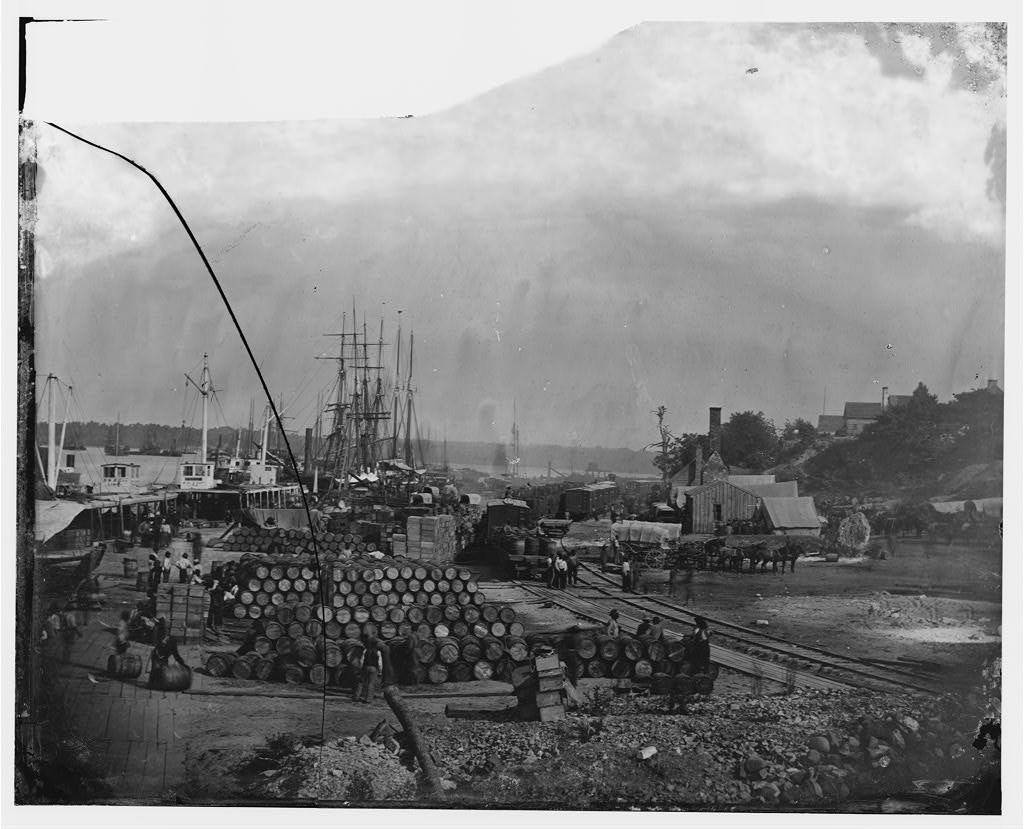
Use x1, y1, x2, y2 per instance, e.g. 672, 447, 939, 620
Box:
536, 690, 564, 708
538, 704, 565, 722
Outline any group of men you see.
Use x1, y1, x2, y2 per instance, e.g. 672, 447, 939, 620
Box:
544, 548, 579, 589
604, 609, 712, 674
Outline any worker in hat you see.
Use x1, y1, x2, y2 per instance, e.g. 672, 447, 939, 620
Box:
691, 616, 711, 674
606, 610, 620, 638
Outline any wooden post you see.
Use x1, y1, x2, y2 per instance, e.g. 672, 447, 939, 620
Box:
382, 684, 445, 799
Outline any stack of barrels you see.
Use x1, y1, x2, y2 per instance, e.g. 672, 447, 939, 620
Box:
220, 525, 381, 556
207, 603, 528, 688
529, 630, 715, 694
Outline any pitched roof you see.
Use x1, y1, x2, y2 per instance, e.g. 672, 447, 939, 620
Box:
816, 414, 846, 433
746, 481, 799, 499
683, 478, 756, 498
759, 497, 820, 529
843, 402, 882, 420
887, 394, 913, 408
728, 474, 776, 487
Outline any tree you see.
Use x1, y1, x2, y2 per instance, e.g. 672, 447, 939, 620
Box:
720, 411, 778, 470
782, 418, 816, 444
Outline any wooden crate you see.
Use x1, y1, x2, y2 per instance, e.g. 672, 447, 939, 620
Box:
534, 654, 560, 673
538, 705, 565, 722
538, 675, 564, 693
535, 690, 564, 708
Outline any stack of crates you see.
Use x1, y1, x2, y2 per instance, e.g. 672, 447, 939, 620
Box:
513, 650, 566, 722
391, 532, 407, 556
154, 583, 209, 643
534, 651, 567, 722
407, 516, 422, 556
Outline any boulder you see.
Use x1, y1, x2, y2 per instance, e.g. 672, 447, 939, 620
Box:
809, 735, 831, 754
745, 755, 766, 774
805, 749, 822, 765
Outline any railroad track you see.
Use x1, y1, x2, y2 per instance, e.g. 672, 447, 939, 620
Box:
512, 564, 936, 695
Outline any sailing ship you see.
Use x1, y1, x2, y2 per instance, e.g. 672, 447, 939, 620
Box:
311, 306, 427, 500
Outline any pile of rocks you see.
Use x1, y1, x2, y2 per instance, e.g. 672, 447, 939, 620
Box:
254, 727, 417, 802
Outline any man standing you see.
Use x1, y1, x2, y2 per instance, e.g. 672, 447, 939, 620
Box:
605, 609, 620, 638
621, 557, 632, 592
176, 551, 192, 584
162, 551, 173, 583
554, 554, 569, 590
567, 549, 579, 587
191, 530, 203, 566
691, 616, 712, 674
356, 637, 384, 703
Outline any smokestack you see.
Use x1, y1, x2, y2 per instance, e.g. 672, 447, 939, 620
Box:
303, 427, 313, 474
709, 407, 722, 455
881, 386, 889, 409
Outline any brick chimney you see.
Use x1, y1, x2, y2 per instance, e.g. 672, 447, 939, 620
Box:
881, 386, 889, 409
709, 407, 722, 456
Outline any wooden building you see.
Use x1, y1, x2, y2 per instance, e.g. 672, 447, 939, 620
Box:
682, 479, 761, 534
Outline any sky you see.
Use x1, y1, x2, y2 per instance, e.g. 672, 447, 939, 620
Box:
23, 12, 1008, 450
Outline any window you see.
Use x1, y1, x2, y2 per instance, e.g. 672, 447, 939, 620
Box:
713, 503, 723, 522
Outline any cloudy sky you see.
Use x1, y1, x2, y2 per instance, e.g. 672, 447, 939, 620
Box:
26, 14, 1007, 449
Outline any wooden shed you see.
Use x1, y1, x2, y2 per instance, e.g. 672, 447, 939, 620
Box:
683, 479, 760, 534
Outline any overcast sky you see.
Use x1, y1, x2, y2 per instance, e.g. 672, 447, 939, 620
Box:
26, 15, 1007, 449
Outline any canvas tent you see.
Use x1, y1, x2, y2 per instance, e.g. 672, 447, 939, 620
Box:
757, 497, 821, 536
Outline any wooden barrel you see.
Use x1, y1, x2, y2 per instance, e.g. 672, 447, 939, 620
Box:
284, 665, 305, 684
254, 657, 276, 681
305, 620, 323, 640
204, 652, 236, 678
450, 579, 464, 594
397, 622, 413, 638
314, 604, 333, 623
277, 604, 295, 625
471, 592, 485, 606
325, 620, 343, 640
385, 566, 400, 581
399, 565, 414, 580
286, 565, 300, 580
650, 672, 673, 695
254, 636, 272, 656
407, 578, 421, 593
255, 592, 270, 607
425, 606, 443, 625
413, 566, 428, 581
504, 636, 529, 662
154, 663, 193, 691
322, 641, 343, 669
633, 659, 654, 679
287, 621, 306, 639
370, 606, 388, 623
345, 594, 360, 608
277, 578, 292, 593
415, 640, 437, 664
400, 592, 414, 606
586, 658, 606, 678
294, 604, 312, 623
293, 638, 317, 668
337, 580, 353, 595
443, 605, 461, 622
489, 621, 506, 638
667, 641, 687, 663
471, 621, 490, 639
672, 674, 694, 696
498, 606, 516, 625
460, 636, 482, 663
464, 580, 478, 593
309, 663, 327, 686
450, 661, 472, 683
107, 653, 143, 679
456, 593, 471, 607
264, 621, 284, 641
334, 607, 351, 625
421, 579, 435, 594
597, 636, 620, 661
472, 660, 494, 681
388, 607, 405, 624
481, 604, 499, 623
427, 663, 449, 684
451, 620, 469, 639
379, 621, 397, 640
353, 606, 370, 624
393, 578, 408, 594
693, 674, 714, 695
611, 659, 632, 679
262, 605, 277, 619
375, 594, 390, 608
271, 593, 285, 607
255, 565, 270, 579
247, 605, 262, 619
646, 640, 667, 662
622, 638, 643, 662
462, 606, 480, 624
406, 606, 424, 625
415, 623, 432, 640
259, 578, 274, 592
331, 594, 346, 609
482, 636, 504, 662
437, 637, 460, 664
360, 594, 376, 608
430, 593, 445, 607
368, 581, 382, 596
575, 635, 597, 661
275, 636, 293, 657
434, 623, 450, 640
239, 591, 255, 606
